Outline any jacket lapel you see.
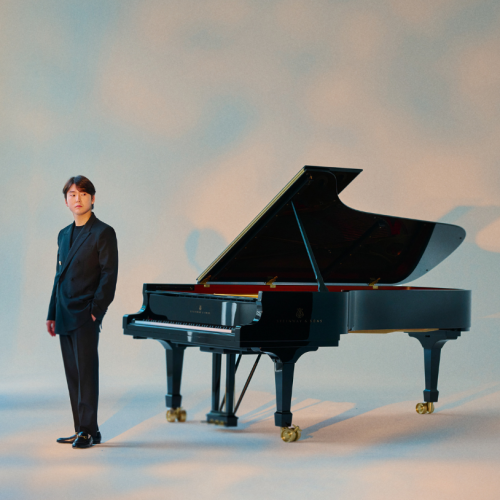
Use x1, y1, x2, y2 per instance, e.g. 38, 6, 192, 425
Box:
59, 213, 97, 276
59, 225, 72, 268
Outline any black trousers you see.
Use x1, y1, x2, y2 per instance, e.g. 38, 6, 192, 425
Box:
59, 319, 101, 436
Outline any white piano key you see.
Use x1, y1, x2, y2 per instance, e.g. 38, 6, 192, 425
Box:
134, 319, 232, 334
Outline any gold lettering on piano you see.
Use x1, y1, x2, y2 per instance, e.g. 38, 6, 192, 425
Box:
274, 307, 322, 323
189, 305, 211, 315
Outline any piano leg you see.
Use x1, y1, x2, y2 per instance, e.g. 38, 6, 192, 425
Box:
211, 353, 222, 415
158, 341, 187, 422
409, 330, 461, 414
224, 353, 237, 424
274, 360, 295, 428
206, 352, 238, 427
265, 347, 317, 442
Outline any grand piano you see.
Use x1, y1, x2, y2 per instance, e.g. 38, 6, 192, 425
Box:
123, 166, 471, 442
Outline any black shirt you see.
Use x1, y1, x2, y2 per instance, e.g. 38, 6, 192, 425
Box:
70, 223, 85, 248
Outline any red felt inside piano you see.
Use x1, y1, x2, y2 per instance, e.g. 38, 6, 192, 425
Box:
159, 283, 446, 298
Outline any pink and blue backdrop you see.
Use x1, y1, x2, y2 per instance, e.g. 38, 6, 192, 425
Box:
1, 1, 500, 499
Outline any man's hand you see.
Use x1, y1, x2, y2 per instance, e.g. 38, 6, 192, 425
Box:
46, 320, 56, 337
92, 314, 96, 322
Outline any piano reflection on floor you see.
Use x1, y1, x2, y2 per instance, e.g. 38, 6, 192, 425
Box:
124, 166, 471, 442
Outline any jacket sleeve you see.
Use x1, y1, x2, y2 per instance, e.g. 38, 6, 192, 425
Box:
47, 231, 61, 321
91, 226, 119, 320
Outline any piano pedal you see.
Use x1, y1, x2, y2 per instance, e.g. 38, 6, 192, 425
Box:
280, 425, 302, 443
166, 407, 187, 422
415, 402, 435, 414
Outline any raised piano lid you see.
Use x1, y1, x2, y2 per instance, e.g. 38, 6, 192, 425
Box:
196, 166, 466, 285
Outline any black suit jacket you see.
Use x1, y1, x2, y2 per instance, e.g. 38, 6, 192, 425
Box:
47, 213, 118, 334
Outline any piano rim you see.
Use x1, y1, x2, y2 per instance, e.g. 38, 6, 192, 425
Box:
146, 283, 465, 295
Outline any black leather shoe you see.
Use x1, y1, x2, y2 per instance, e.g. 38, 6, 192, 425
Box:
57, 434, 77, 444
57, 431, 101, 444
72, 432, 93, 449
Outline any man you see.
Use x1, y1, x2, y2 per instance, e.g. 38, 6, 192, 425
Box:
46, 176, 118, 449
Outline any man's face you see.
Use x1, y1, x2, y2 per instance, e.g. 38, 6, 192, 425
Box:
65, 184, 95, 216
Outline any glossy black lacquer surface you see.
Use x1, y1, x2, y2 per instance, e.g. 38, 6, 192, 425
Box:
124, 284, 471, 347
197, 166, 465, 285
123, 165, 471, 433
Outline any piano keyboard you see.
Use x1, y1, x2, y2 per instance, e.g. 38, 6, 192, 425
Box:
133, 319, 233, 334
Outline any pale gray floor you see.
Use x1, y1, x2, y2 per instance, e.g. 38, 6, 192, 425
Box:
2, 349, 500, 500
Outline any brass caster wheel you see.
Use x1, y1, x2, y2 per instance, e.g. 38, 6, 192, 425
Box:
415, 402, 435, 414
280, 428, 294, 442
280, 425, 302, 443
294, 426, 302, 441
166, 407, 187, 422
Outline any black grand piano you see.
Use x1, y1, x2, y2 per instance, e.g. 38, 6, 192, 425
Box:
123, 166, 471, 442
